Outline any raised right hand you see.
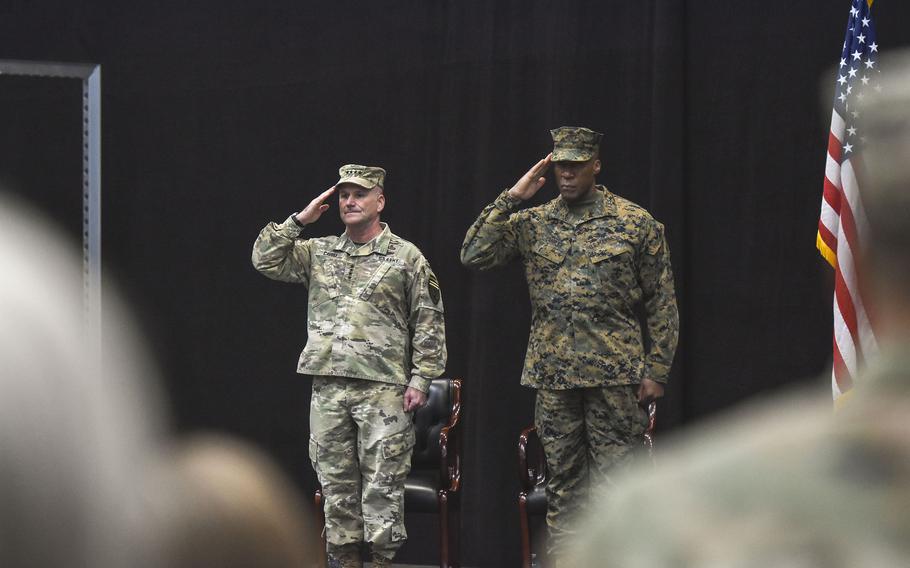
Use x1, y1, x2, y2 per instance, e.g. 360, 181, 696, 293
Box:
295, 185, 337, 225
507, 154, 552, 202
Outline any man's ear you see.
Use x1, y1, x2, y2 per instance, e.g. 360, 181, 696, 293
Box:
376, 189, 385, 213
593, 159, 602, 175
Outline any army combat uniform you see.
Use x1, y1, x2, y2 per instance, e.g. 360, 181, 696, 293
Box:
252, 167, 446, 566
461, 128, 679, 557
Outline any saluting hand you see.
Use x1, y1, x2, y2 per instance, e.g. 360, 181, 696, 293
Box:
295, 185, 337, 225
507, 154, 552, 202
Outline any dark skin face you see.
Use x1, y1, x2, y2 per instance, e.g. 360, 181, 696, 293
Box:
553, 158, 601, 202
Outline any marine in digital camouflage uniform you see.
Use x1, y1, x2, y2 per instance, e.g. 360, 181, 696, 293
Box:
572, 56, 910, 565
461, 127, 679, 561
252, 164, 447, 568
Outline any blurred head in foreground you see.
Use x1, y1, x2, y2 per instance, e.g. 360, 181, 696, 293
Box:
154, 435, 317, 568
0, 192, 166, 567
568, 50, 910, 568
0, 192, 316, 568
855, 50, 910, 346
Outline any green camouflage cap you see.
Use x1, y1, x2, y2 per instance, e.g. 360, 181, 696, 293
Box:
550, 126, 603, 162
336, 164, 386, 189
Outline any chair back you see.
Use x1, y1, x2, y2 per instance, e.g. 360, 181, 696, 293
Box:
411, 378, 455, 469
518, 426, 547, 492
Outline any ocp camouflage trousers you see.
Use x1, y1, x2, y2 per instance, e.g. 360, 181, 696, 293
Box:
535, 385, 648, 557
310, 376, 415, 559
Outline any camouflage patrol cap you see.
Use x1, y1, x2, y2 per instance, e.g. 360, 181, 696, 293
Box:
336, 164, 386, 189
550, 126, 603, 162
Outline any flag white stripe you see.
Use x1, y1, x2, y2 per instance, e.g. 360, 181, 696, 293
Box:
830, 108, 846, 136
820, 199, 839, 238
835, 224, 861, 314
841, 160, 880, 361
831, 368, 843, 399
841, 160, 872, 247
825, 154, 842, 188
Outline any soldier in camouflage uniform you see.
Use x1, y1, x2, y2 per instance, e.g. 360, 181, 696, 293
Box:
252, 164, 447, 568
461, 127, 679, 562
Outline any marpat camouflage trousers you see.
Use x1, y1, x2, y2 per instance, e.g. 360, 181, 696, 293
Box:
535, 385, 648, 557
310, 376, 415, 559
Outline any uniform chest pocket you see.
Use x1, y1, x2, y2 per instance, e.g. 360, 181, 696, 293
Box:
589, 241, 637, 287
358, 261, 395, 300
312, 254, 350, 304
358, 260, 408, 328
532, 241, 568, 266
590, 241, 635, 265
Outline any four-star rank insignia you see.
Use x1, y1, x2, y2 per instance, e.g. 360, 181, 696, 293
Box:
427, 273, 441, 305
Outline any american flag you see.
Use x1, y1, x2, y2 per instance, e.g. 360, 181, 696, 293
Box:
817, 0, 881, 403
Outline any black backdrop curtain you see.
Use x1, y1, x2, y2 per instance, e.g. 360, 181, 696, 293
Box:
3, 1, 910, 566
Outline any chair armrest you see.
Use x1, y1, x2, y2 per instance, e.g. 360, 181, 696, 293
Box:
518, 425, 547, 493
438, 378, 463, 493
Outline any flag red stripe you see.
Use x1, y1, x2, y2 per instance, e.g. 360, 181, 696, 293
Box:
833, 165, 865, 366
818, 221, 838, 253
822, 177, 841, 213
827, 130, 843, 161
834, 265, 864, 365
837, 182, 861, 264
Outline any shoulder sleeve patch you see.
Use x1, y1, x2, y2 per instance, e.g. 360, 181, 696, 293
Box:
427, 272, 441, 305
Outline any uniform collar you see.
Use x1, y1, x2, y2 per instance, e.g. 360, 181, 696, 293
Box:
548, 185, 616, 224
334, 223, 392, 256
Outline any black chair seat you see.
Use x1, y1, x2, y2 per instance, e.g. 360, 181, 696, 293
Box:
405, 470, 442, 513
524, 484, 547, 515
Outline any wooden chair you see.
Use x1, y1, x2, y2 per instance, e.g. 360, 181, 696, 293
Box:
517, 424, 549, 568
315, 378, 463, 568
518, 401, 657, 568
405, 377, 463, 567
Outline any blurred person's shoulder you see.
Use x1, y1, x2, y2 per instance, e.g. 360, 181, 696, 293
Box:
571, 379, 910, 567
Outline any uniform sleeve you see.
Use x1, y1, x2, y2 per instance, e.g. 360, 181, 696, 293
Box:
459, 189, 523, 270
637, 222, 679, 384
406, 257, 447, 393
251, 215, 313, 285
